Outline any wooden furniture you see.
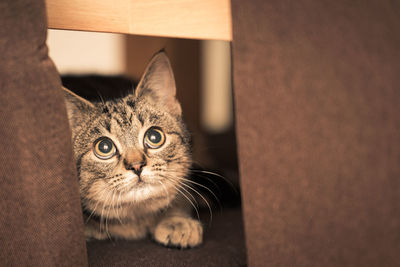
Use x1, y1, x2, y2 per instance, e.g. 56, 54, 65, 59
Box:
46, 0, 232, 41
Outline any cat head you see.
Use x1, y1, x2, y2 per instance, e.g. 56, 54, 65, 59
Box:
63, 52, 191, 216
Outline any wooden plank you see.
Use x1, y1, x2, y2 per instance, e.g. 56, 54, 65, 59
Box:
46, 0, 232, 41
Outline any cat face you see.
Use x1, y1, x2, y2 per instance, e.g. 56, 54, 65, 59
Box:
63, 53, 191, 218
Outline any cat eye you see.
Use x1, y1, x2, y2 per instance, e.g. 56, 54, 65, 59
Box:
93, 137, 117, 160
144, 127, 165, 149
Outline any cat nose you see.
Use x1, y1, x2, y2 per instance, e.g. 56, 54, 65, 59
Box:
132, 162, 145, 175
124, 159, 146, 175
124, 150, 146, 175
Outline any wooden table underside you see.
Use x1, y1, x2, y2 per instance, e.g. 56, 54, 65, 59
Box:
46, 0, 232, 41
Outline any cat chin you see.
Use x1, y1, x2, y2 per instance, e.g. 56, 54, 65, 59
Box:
119, 183, 172, 204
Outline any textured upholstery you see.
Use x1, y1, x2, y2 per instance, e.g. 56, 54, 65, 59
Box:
231, 0, 400, 266
0, 0, 88, 265
87, 208, 246, 267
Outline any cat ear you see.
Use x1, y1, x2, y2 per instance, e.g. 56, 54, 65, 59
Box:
62, 87, 95, 128
135, 52, 182, 116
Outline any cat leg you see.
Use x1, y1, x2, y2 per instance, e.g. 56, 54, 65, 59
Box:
84, 223, 109, 240
153, 214, 203, 248
152, 200, 203, 248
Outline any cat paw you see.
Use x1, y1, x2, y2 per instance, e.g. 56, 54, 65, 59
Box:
154, 216, 203, 248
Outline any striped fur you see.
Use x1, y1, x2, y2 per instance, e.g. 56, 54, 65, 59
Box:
63, 52, 203, 248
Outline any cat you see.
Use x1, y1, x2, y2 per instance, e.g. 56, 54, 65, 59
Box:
62, 52, 203, 248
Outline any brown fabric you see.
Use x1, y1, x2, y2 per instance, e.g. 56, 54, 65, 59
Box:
0, 0, 88, 265
232, 0, 400, 266
87, 208, 246, 267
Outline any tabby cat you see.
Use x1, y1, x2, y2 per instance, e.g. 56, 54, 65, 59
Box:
63, 52, 203, 248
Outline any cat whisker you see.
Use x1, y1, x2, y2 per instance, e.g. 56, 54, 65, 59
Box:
84, 200, 101, 224
190, 173, 223, 196
190, 169, 238, 194
105, 190, 118, 241
157, 180, 170, 204
110, 190, 118, 220
159, 174, 198, 207
162, 171, 219, 225
99, 190, 113, 240
190, 169, 227, 181
175, 169, 224, 206
162, 177, 200, 221
84, 184, 114, 224
175, 182, 199, 209
178, 181, 213, 227
115, 190, 124, 224
180, 177, 222, 212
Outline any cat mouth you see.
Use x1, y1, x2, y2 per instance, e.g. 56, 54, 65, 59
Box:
133, 180, 146, 189
128, 177, 154, 189
121, 182, 171, 202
